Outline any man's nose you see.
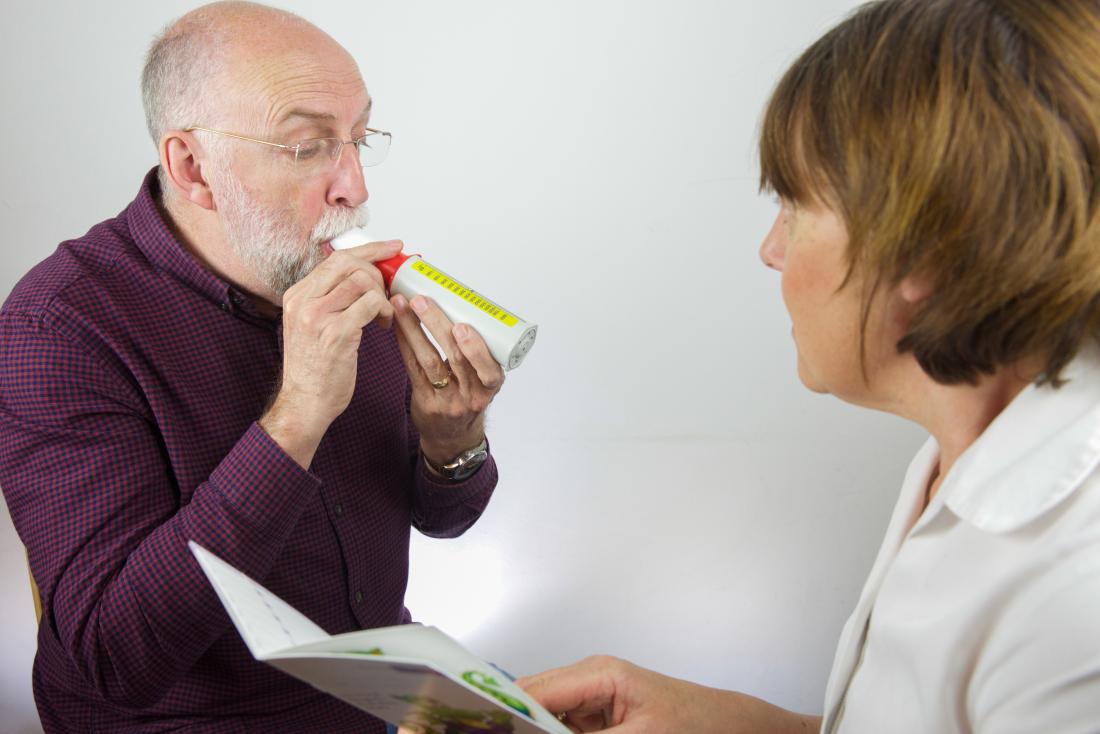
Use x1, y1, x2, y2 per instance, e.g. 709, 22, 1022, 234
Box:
327, 144, 369, 208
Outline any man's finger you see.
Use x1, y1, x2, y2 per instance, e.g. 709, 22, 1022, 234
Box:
337, 239, 406, 291
343, 288, 393, 330
293, 247, 387, 298
452, 323, 504, 390
406, 295, 486, 387
316, 269, 384, 313
392, 295, 448, 385
392, 322, 430, 391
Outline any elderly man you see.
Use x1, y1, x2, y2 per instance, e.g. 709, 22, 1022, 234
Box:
0, 2, 504, 732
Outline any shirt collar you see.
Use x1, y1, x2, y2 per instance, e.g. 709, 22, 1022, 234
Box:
932, 343, 1100, 533
126, 167, 243, 313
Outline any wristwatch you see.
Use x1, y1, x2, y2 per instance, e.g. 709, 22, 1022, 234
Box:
424, 438, 489, 481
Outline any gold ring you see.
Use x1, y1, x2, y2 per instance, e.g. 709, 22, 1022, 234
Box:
431, 374, 451, 389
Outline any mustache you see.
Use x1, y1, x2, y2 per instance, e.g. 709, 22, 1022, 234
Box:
311, 205, 370, 245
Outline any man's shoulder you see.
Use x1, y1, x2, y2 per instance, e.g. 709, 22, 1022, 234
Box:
3, 206, 152, 324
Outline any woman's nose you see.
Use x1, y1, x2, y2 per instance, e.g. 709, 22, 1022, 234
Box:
759, 212, 786, 271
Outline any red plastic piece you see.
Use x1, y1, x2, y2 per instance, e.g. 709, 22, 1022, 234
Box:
375, 253, 413, 291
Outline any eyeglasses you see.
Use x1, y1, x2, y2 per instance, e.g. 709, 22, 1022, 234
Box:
184, 126, 392, 171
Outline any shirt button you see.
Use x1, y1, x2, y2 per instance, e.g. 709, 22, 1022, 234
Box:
333, 503, 344, 517
354, 590, 363, 604
220, 302, 230, 311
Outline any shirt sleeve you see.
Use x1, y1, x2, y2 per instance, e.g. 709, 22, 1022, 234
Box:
0, 311, 320, 708
968, 533, 1100, 733
402, 380, 498, 538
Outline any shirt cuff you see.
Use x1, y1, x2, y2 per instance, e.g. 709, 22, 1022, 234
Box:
207, 422, 322, 537
415, 450, 499, 507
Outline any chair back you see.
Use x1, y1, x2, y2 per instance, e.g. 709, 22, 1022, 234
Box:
27, 552, 41, 623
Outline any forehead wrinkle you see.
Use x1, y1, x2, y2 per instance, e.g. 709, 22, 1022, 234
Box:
213, 19, 366, 126
269, 68, 364, 121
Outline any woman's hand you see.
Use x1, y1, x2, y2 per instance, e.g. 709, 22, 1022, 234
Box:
517, 656, 821, 734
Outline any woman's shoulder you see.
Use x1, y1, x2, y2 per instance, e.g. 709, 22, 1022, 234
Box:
966, 519, 1100, 728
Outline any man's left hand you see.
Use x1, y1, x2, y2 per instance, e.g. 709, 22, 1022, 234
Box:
391, 293, 505, 467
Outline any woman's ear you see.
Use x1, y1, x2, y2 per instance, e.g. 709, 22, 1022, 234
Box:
899, 273, 933, 306
160, 131, 216, 210
889, 272, 934, 332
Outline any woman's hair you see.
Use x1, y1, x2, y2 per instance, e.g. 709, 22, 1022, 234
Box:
759, 0, 1100, 385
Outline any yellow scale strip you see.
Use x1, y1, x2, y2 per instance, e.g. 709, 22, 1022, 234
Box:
411, 260, 519, 327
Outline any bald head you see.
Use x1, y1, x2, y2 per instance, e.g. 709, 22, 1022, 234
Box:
141, 1, 357, 145
142, 0, 373, 303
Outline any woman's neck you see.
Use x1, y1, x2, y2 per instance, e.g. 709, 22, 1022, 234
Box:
904, 363, 1041, 505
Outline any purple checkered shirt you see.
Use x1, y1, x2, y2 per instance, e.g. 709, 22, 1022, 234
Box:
0, 168, 498, 733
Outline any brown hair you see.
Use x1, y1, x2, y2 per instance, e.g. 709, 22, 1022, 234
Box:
759, 0, 1100, 385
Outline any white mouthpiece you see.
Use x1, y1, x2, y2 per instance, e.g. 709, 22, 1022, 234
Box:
330, 227, 374, 250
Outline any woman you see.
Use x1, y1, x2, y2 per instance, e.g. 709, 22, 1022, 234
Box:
518, 1, 1100, 731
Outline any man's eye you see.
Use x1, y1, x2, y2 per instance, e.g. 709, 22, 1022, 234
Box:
295, 141, 324, 160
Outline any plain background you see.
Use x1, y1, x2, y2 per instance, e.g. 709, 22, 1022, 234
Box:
0, 1, 928, 730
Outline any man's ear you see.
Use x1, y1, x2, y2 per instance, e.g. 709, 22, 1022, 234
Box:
160, 131, 216, 211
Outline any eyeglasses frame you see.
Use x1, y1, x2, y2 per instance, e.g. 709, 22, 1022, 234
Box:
182, 125, 392, 167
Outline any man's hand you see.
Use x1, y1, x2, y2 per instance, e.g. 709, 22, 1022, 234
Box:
517, 656, 821, 734
260, 240, 403, 468
391, 293, 505, 468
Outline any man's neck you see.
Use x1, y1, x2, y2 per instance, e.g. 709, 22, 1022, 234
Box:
157, 189, 282, 314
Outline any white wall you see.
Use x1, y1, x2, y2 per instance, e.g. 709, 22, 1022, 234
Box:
0, 1, 927, 730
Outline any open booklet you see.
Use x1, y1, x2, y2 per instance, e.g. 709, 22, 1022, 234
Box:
189, 542, 570, 734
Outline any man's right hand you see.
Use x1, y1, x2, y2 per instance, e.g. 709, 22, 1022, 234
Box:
259, 239, 404, 468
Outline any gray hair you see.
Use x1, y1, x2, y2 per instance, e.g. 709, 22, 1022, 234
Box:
141, 2, 314, 146
141, 12, 228, 146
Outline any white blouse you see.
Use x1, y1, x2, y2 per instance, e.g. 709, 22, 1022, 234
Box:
823, 347, 1100, 733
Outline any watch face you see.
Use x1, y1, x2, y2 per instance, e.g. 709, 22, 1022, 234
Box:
450, 448, 488, 480
434, 438, 488, 481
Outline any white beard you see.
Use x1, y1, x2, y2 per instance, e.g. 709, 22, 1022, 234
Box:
212, 167, 369, 296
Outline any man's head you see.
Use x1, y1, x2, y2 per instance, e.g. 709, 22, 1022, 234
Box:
143, 1, 374, 300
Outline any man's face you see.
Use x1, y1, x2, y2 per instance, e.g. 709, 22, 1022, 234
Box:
206, 34, 373, 298
211, 161, 367, 296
